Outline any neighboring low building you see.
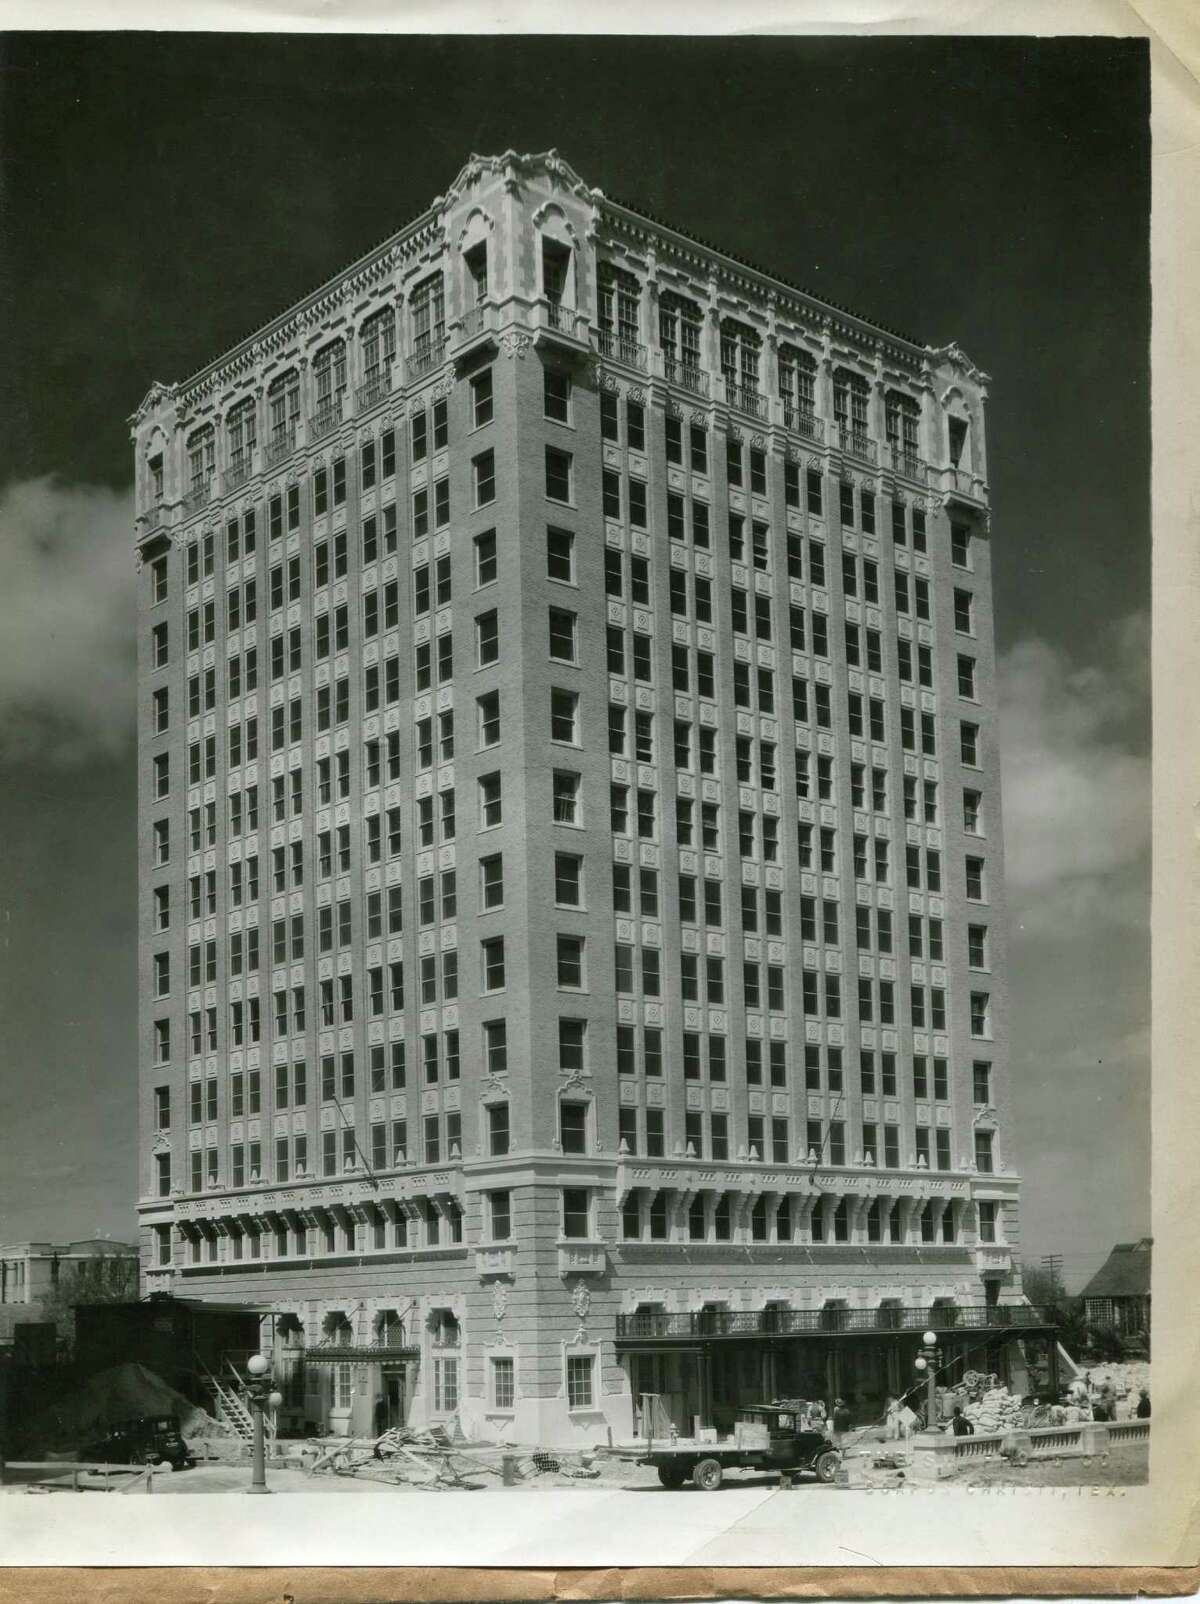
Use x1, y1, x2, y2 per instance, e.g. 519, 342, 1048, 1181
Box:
74, 1294, 264, 1408
0, 1240, 138, 1346
1080, 1238, 1151, 1342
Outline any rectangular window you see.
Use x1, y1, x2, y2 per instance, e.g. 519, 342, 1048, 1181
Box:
548, 607, 577, 663
544, 367, 571, 423
545, 446, 572, 503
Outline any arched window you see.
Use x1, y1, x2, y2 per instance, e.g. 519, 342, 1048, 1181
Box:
185, 426, 215, 505
266, 369, 300, 459
720, 318, 761, 405
598, 264, 642, 365
833, 367, 871, 457
312, 339, 347, 418
360, 308, 396, 391
875, 1297, 902, 1331
930, 1297, 958, 1329
819, 1298, 849, 1332
226, 399, 256, 479
659, 291, 703, 390
886, 389, 920, 456
410, 274, 445, 372
778, 343, 817, 433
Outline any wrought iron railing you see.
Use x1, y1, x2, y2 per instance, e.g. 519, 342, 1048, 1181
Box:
540, 299, 587, 340
782, 403, 823, 441
724, 379, 767, 420
663, 358, 709, 396
888, 443, 927, 483
408, 339, 446, 380
615, 1303, 1051, 1341
355, 369, 393, 410
264, 426, 296, 467
224, 459, 252, 493
181, 479, 214, 515
309, 396, 344, 441
458, 303, 488, 340
837, 426, 877, 464
597, 328, 648, 371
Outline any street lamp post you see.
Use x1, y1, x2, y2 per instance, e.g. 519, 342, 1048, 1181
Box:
244, 1353, 284, 1494
913, 1329, 940, 1430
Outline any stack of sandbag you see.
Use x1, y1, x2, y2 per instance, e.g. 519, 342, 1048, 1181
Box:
962, 1384, 1024, 1434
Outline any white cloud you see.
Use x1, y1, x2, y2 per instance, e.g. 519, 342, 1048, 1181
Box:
0, 477, 135, 764
999, 614, 1151, 904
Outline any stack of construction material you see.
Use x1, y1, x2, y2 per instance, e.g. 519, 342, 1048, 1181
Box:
960, 1384, 1024, 1434
22, 1362, 222, 1454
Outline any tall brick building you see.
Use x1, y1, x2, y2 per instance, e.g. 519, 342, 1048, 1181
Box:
132, 150, 1050, 1445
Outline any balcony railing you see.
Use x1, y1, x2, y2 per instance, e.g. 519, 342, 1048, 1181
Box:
265, 426, 296, 467
615, 1303, 1051, 1343
308, 395, 344, 442
181, 478, 214, 515
888, 443, 927, 484
355, 367, 393, 410
837, 425, 877, 464
539, 299, 589, 342
597, 328, 648, 371
724, 379, 767, 421
782, 403, 823, 442
458, 303, 489, 341
663, 357, 708, 396
408, 338, 446, 380
224, 458, 252, 493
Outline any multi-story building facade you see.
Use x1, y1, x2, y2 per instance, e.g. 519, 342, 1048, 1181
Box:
132, 150, 1051, 1446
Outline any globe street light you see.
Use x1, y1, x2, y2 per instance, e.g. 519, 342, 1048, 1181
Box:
916, 1332, 940, 1431
243, 1353, 281, 1493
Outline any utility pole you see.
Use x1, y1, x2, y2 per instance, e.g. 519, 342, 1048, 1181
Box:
1041, 1253, 1064, 1298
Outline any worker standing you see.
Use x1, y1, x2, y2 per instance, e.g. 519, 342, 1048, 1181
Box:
832, 1397, 852, 1445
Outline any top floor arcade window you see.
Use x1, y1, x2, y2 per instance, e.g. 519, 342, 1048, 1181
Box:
360, 307, 396, 384
598, 264, 641, 362
659, 292, 702, 378
313, 340, 347, 411
226, 399, 256, 473
833, 367, 870, 446
778, 344, 816, 420
411, 273, 446, 356
267, 369, 300, 443
186, 427, 215, 497
720, 318, 760, 396
886, 389, 921, 458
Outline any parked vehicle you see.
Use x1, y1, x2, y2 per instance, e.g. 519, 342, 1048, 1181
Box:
79, 1413, 195, 1471
613, 1403, 841, 1490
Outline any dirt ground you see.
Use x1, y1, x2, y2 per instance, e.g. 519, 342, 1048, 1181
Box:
5, 1440, 1146, 1495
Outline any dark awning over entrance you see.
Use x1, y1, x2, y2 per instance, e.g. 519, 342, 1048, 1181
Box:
298, 1345, 420, 1364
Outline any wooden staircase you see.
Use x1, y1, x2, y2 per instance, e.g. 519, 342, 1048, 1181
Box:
199, 1357, 276, 1449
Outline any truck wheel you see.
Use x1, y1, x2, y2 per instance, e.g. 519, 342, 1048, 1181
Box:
814, 1451, 839, 1484
693, 1457, 724, 1490
657, 1462, 687, 1489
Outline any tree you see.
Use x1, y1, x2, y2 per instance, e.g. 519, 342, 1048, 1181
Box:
1021, 1261, 1088, 1357
38, 1251, 140, 1353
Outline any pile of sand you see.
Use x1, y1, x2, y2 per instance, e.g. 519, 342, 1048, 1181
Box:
25, 1362, 222, 1450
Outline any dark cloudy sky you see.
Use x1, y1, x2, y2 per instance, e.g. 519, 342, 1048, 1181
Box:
0, 34, 1150, 1290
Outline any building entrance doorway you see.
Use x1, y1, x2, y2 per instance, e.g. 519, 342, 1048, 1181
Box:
380, 1366, 408, 1431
